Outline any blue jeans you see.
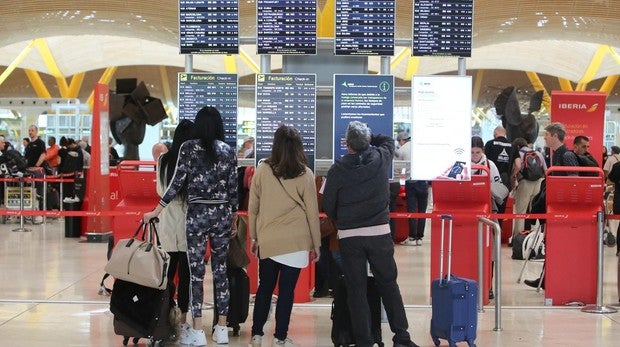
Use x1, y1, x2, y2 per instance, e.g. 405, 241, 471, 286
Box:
405, 180, 429, 240
251, 258, 301, 341
339, 233, 413, 347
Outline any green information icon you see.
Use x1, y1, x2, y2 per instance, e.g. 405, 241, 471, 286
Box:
379, 81, 390, 92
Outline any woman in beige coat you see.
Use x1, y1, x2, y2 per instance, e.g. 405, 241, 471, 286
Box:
155, 120, 193, 340
249, 125, 321, 347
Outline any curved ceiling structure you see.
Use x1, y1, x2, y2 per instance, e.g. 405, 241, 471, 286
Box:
0, 0, 618, 98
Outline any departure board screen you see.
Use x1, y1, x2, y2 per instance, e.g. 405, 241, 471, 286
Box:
178, 73, 238, 147
179, 0, 239, 54
255, 74, 316, 170
257, 0, 317, 54
412, 0, 473, 57
335, 0, 395, 56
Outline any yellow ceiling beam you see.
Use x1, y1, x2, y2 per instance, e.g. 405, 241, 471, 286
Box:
472, 70, 484, 106
67, 72, 85, 98
404, 56, 420, 81
558, 78, 573, 91
238, 48, 260, 73
599, 75, 619, 96
0, 40, 37, 86
33, 38, 70, 96
390, 47, 411, 71
159, 66, 176, 122
87, 67, 117, 110
224, 54, 237, 73
576, 44, 612, 91
23, 69, 52, 98
317, 0, 335, 37
525, 71, 551, 111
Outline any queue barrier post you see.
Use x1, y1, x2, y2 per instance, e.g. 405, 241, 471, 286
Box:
431, 164, 493, 305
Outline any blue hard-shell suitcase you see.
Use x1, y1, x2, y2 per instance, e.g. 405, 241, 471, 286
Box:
430, 215, 478, 347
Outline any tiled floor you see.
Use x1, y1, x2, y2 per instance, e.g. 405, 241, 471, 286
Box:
1, 217, 619, 347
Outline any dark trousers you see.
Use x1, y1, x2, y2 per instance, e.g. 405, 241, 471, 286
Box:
167, 251, 190, 313
251, 258, 301, 341
314, 236, 331, 293
339, 233, 412, 347
405, 180, 429, 240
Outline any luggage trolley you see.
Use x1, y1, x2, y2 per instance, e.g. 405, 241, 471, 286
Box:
3, 174, 37, 229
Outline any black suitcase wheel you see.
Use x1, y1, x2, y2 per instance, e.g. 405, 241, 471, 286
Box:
132, 337, 140, 344
122, 336, 129, 346
432, 336, 440, 346
232, 325, 240, 336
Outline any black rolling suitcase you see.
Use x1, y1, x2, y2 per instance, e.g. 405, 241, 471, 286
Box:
430, 215, 478, 347
110, 279, 173, 346
330, 275, 384, 347
213, 267, 250, 336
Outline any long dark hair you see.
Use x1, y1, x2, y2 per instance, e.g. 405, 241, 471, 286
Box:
264, 125, 307, 179
159, 119, 194, 201
194, 106, 225, 166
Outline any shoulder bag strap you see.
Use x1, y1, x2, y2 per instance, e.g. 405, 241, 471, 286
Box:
276, 176, 306, 211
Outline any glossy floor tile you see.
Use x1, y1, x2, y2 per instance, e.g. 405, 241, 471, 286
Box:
1, 217, 619, 346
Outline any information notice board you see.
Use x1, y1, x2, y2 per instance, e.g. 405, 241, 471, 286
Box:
257, 0, 317, 54
255, 74, 317, 171
412, 0, 473, 57
411, 76, 472, 181
179, 0, 239, 54
333, 74, 394, 163
335, 0, 395, 56
178, 73, 238, 147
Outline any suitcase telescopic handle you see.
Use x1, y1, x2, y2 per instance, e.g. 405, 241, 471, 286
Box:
439, 214, 453, 285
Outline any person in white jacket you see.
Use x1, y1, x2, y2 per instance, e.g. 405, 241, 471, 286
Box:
155, 120, 193, 341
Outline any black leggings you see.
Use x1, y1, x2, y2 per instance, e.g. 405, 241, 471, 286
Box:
167, 251, 190, 313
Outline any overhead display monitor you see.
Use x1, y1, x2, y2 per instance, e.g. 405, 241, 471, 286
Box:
257, 0, 317, 54
412, 0, 473, 57
178, 73, 238, 147
255, 74, 317, 171
335, 0, 395, 56
411, 76, 472, 181
333, 74, 394, 165
179, 0, 239, 54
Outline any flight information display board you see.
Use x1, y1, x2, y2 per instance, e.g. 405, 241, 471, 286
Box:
255, 74, 316, 170
335, 0, 395, 56
178, 73, 238, 147
179, 0, 239, 54
257, 0, 317, 54
412, 0, 473, 57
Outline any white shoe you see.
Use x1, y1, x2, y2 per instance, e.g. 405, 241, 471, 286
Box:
272, 337, 299, 347
179, 328, 207, 346
177, 322, 191, 341
212, 324, 229, 344
250, 334, 262, 347
415, 239, 422, 246
400, 237, 415, 246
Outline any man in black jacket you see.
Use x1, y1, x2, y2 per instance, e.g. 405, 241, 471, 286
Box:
323, 121, 419, 347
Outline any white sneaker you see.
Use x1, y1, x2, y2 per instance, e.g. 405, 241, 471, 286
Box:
272, 337, 299, 347
212, 324, 229, 344
179, 328, 207, 346
177, 322, 191, 341
400, 237, 415, 246
250, 334, 262, 347
415, 239, 422, 246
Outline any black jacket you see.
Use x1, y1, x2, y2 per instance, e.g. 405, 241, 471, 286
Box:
323, 134, 394, 230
